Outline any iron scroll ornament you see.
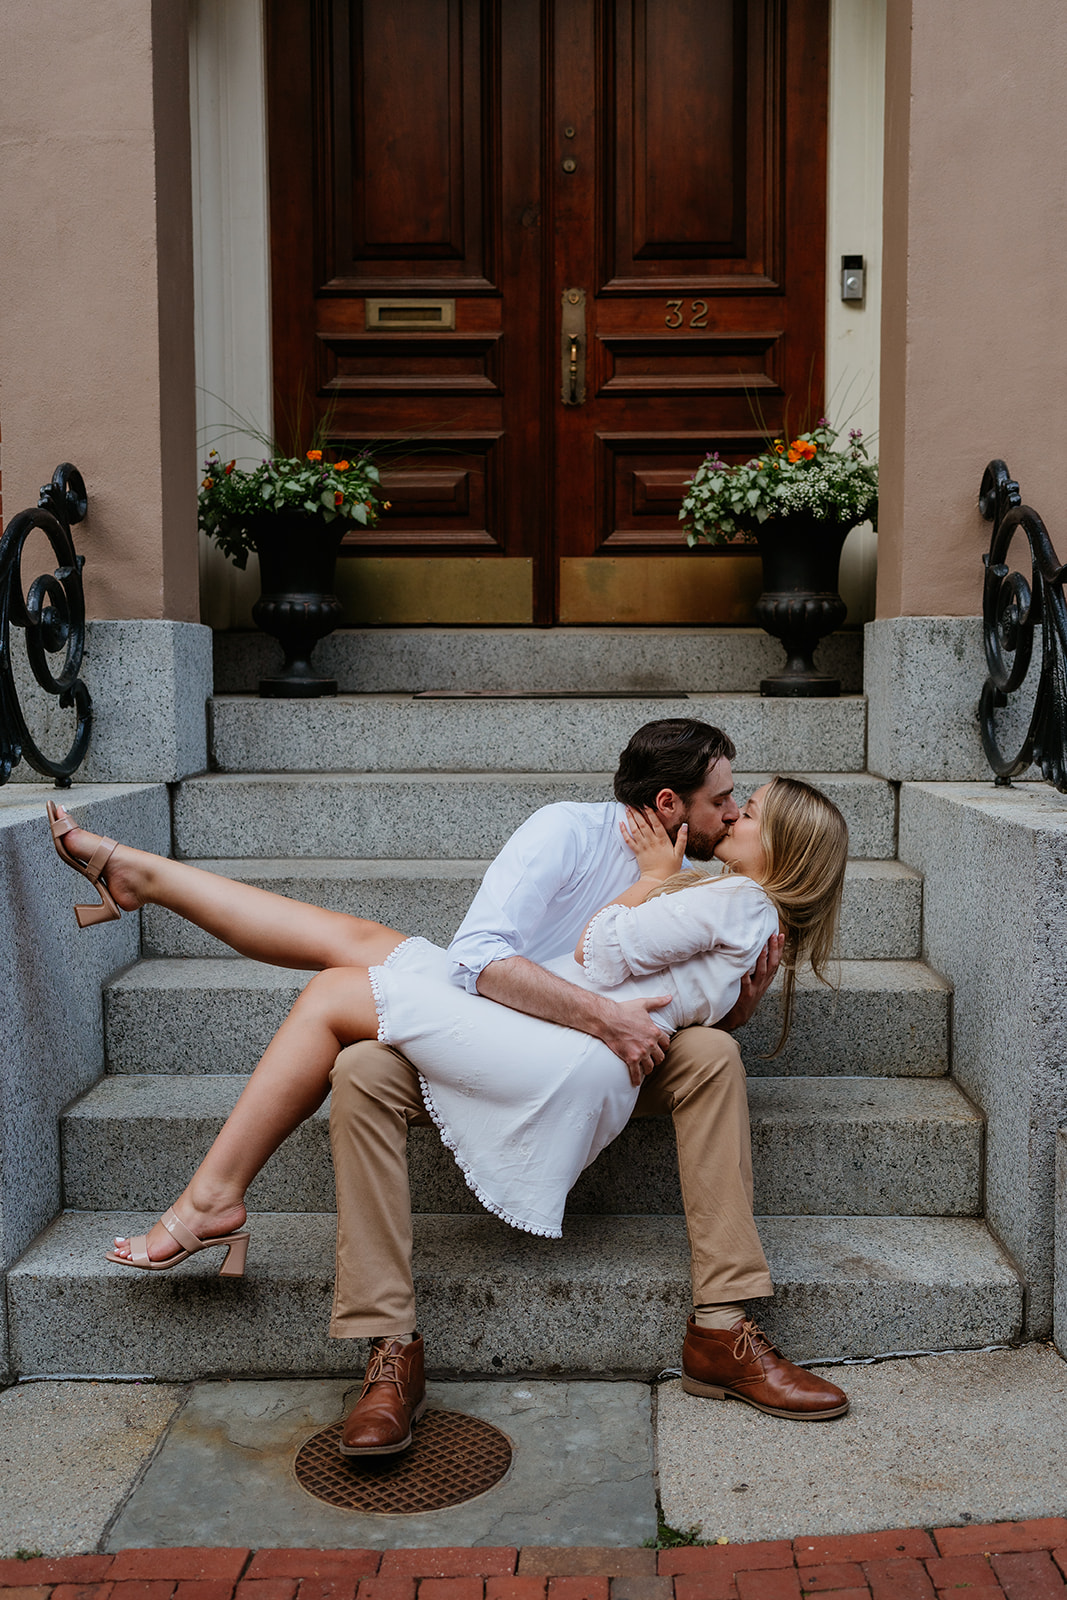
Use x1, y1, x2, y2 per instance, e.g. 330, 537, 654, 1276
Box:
0, 464, 92, 786
979, 459, 1067, 791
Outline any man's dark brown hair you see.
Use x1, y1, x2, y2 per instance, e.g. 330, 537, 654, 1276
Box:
613, 719, 737, 809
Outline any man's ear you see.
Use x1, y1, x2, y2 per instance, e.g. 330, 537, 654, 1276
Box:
653, 787, 684, 824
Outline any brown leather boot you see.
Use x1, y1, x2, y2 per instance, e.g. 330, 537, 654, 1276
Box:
339, 1334, 428, 1456
682, 1316, 849, 1419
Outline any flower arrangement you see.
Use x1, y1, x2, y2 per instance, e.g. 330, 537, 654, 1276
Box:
679, 421, 878, 546
198, 444, 386, 569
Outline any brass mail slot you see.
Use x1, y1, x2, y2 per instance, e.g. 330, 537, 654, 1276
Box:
365, 299, 456, 331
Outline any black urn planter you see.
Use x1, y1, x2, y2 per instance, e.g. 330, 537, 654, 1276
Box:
750, 513, 853, 698
249, 511, 348, 698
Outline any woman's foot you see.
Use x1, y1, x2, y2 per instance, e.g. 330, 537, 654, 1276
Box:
50, 804, 145, 913
110, 1193, 248, 1264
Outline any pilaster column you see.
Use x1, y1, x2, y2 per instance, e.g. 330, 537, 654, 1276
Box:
869, 0, 1067, 779
0, 0, 198, 622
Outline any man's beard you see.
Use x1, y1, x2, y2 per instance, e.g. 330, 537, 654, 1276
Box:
680, 824, 725, 861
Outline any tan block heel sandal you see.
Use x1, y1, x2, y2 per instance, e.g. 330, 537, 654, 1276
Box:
106, 1208, 251, 1276
46, 799, 121, 928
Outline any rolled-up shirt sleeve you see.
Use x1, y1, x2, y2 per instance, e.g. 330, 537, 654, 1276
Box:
582, 876, 776, 989
448, 807, 584, 993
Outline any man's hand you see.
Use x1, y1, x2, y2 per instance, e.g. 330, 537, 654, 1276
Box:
718, 932, 784, 1033
597, 995, 672, 1088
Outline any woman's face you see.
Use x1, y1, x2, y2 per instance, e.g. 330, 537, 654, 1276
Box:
713, 782, 770, 880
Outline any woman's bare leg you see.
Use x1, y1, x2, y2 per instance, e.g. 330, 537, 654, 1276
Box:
112, 964, 389, 1262
54, 807, 402, 970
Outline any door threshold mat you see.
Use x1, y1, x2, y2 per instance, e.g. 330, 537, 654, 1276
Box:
412, 690, 689, 699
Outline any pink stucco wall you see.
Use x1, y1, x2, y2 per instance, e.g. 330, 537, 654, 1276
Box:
878, 0, 1067, 617
0, 0, 198, 622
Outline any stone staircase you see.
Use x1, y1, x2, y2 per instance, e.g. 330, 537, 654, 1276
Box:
6, 632, 1023, 1380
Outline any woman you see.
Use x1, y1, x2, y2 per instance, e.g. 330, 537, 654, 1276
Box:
46, 776, 846, 1270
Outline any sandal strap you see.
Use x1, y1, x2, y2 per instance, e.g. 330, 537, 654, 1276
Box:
84, 837, 118, 885
160, 1208, 202, 1252
127, 1235, 151, 1268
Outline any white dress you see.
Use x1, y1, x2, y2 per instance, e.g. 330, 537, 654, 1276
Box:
369, 873, 778, 1238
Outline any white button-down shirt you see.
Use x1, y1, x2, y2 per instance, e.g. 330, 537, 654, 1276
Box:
447, 801, 640, 993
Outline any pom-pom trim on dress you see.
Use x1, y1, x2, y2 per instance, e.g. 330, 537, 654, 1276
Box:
416, 1074, 562, 1239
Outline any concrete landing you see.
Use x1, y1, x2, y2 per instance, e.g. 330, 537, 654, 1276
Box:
658, 1343, 1067, 1542
3, 1348, 1067, 1558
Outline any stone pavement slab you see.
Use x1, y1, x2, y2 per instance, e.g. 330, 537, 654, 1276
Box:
0, 1381, 184, 1557
106, 1381, 656, 1551
657, 1344, 1067, 1544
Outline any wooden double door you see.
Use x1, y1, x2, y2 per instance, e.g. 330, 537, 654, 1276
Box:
267, 0, 828, 624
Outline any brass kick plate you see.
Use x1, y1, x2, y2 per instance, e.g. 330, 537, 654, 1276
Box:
365, 299, 456, 331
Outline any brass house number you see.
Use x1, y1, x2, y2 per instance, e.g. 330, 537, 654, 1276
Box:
664, 300, 709, 328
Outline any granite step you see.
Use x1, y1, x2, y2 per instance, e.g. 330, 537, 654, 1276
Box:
102, 957, 951, 1078
208, 693, 868, 776
211, 625, 864, 697
7, 1210, 1021, 1380
61, 1074, 983, 1218
173, 771, 897, 860
140, 857, 923, 963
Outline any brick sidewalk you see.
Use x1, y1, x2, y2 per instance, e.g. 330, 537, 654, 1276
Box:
2, 1522, 1067, 1600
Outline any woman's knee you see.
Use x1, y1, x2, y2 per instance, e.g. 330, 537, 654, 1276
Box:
294, 965, 359, 1019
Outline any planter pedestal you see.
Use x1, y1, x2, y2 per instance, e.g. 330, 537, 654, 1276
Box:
249, 512, 348, 698
752, 515, 853, 698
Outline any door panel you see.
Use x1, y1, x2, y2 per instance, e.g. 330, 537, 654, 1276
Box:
605, 0, 767, 286
328, 0, 493, 285
266, 0, 827, 623
554, 0, 828, 622
268, 0, 545, 587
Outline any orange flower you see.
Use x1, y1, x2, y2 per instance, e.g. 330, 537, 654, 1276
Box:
201, 477, 214, 489
786, 447, 801, 463
224, 460, 235, 475
335, 460, 350, 472
774, 441, 785, 455
334, 490, 344, 506
307, 449, 323, 462
383, 501, 391, 510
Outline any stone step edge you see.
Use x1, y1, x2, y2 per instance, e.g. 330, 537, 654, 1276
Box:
7, 1213, 1021, 1374
59, 1073, 985, 1219
179, 769, 891, 784
64, 1071, 982, 1127
144, 855, 921, 875
12, 1209, 1019, 1285
105, 955, 952, 994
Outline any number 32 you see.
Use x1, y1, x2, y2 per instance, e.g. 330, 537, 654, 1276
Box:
665, 299, 708, 328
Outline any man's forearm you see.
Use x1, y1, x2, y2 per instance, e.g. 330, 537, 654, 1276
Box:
475, 955, 672, 1086
475, 954, 611, 1036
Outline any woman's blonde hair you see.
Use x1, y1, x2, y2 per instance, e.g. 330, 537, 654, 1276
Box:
649, 776, 848, 1053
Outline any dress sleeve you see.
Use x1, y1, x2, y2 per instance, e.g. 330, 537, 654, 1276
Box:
582, 876, 777, 989
447, 806, 584, 994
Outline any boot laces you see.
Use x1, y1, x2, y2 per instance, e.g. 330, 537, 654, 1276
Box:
731, 1318, 781, 1365
360, 1338, 407, 1399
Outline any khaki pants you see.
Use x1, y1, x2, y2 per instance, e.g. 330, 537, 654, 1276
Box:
327, 1025, 773, 1338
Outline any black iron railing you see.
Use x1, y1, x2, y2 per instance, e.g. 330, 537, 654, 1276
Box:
979, 459, 1067, 792
0, 464, 92, 787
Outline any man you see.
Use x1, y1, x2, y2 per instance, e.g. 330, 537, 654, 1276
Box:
329, 718, 848, 1457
